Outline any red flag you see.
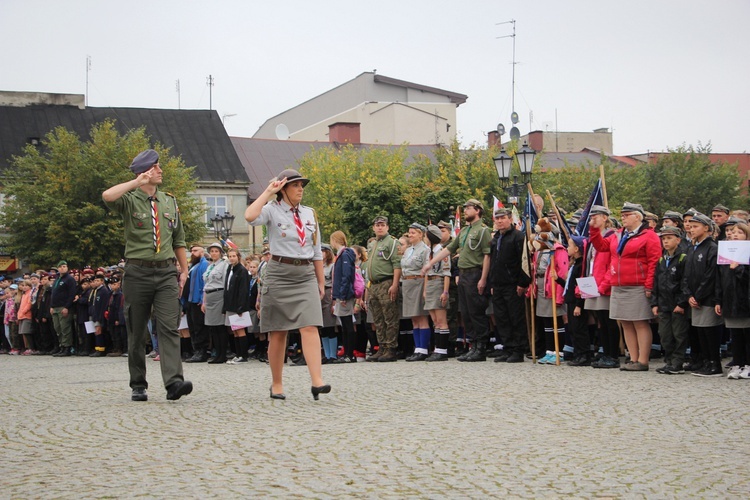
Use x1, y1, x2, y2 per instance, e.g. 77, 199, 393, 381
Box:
454, 206, 461, 236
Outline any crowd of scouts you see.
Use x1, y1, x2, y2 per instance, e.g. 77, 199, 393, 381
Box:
4, 197, 750, 382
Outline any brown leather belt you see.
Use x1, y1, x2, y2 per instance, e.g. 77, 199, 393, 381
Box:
205, 288, 224, 294
126, 258, 175, 268
427, 276, 445, 281
271, 255, 313, 266
402, 275, 422, 280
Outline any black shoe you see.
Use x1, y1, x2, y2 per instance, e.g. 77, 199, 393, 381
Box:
567, 354, 592, 367
269, 386, 286, 400
292, 357, 307, 366
311, 384, 331, 400
406, 353, 428, 362
457, 346, 476, 362
463, 344, 487, 362
493, 351, 511, 362
486, 349, 503, 358
691, 361, 723, 377
207, 357, 226, 364
505, 352, 525, 363
166, 380, 193, 400
425, 352, 449, 362
656, 364, 669, 374
77, 350, 90, 357
89, 350, 105, 357
185, 354, 208, 363
55, 348, 72, 357
664, 364, 685, 375
49, 346, 61, 356
131, 388, 148, 402
684, 360, 706, 372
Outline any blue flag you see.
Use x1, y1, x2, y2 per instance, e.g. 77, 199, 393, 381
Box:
575, 179, 604, 237
522, 187, 539, 233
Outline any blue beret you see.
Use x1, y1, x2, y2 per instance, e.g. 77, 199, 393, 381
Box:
130, 149, 159, 175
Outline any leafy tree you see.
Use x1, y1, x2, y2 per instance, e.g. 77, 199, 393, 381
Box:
1, 120, 204, 268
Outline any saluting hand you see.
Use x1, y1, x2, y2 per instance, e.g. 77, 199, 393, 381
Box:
265, 177, 288, 196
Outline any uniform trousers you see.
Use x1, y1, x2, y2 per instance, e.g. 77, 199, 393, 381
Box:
657, 311, 689, 367
51, 307, 74, 348
492, 284, 528, 353
458, 268, 490, 344
123, 261, 184, 390
368, 279, 400, 349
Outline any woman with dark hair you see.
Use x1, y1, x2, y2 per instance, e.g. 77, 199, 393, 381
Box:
244, 169, 330, 401
202, 242, 229, 364
590, 202, 661, 371
224, 248, 251, 364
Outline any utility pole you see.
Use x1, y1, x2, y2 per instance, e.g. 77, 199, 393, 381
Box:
175, 79, 181, 109
496, 20, 516, 112
206, 75, 214, 110
85, 55, 92, 106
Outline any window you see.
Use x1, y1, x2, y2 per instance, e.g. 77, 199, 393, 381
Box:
205, 196, 228, 222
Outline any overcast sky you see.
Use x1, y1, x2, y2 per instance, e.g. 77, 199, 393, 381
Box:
2, 0, 747, 155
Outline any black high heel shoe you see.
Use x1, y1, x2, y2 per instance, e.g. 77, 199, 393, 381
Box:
269, 386, 286, 400
311, 384, 331, 401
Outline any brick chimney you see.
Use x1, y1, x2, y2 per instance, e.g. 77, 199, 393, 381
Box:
527, 131, 543, 152
328, 122, 361, 144
488, 130, 501, 149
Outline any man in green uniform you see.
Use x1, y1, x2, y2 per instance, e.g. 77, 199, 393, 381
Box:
102, 149, 192, 402
423, 199, 491, 361
366, 215, 402, 362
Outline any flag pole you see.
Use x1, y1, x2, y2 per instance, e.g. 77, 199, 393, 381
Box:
550, 264, 561, 365
545, 189, 572, 243
524, 184, 537, 363
599, 164, 609, 209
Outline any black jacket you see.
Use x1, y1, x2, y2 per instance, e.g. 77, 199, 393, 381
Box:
107, 289, 125, 328
650, 251, 689, 312
715, 263, 750, 319
490, 227, 531, 288
50, 273, 77, 309
682, 237, 718, 306
223, 262, 251, 314
88, 285, 111, 323
560, 256, 585, 308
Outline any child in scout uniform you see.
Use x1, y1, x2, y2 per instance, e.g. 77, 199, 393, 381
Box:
88, 275, 111, 357
107, 277, 126, 357
650, 226, 690, 374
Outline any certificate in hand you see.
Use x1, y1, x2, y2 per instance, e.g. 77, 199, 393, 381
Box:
576, 277, 600, 298
717, 240, 750, 265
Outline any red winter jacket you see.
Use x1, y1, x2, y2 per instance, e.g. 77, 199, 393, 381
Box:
589, 224, 661, 290
586, 229, 615, 296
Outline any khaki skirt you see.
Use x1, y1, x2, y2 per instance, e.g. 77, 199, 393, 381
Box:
260, 259, 323, 332
584, 295, 610, 311
535, 277, 567, 318
424, 278, 447, 311
401, 278, 426, 317
203, 289, 225, 327
610, 286, 654, 321
321, 287, 337, 328
691, 305, 722, 328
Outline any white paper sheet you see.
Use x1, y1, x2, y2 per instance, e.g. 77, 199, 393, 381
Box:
84, 321, 96, 334
717, 240, 750, 265
576, 277, 600, 298
228, 311, 253, 330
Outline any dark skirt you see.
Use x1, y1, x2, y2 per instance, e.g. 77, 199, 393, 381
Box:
260, 259, 323, 332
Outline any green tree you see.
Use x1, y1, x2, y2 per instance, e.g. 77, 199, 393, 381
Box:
1, 120, 204, 268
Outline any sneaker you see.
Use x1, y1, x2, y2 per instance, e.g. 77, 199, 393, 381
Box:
739, 366, 750, 379
537, 352, 555, 364
692, 361, 723, 377
727, 365, 742, 380
656, 364, 670, 374
234, 357, 248, 363
153, 354, 160, 361
567, 354, 592, 367
9, 349, 21, 355
21, 349, 33, 356
664, 364, 685, 375
594, 356, 620, 369
147, 350, 157, 358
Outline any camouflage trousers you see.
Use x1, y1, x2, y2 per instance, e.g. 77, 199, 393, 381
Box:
368, 279, 400, 349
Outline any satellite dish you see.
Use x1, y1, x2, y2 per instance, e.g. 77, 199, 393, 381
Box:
497, 123, 506, 135
510, 127, 520, 141
275, 123, 290, 140
511, 111, 519, 124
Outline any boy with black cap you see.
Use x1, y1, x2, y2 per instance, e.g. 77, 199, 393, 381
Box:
651, 226, 690, 374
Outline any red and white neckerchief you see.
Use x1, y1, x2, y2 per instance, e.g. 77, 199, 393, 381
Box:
149, 196, 161, 254
291, 207, 305, 247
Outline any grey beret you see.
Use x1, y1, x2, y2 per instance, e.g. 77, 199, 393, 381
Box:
426, 225, 442, 245
129, 149, 159, 175
621, 202, 644, 214
590, 205, 611, 216
691, 213, 712, 226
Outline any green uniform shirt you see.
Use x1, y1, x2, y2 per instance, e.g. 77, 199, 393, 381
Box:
445, 219, 491, 269
105, 188, 186, 261
367, 234, 401, 283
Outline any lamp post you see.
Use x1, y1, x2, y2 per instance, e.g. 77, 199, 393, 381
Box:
210, 212, 235, 241
493, 141, 536, 205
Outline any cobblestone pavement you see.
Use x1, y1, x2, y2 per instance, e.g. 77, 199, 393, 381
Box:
1, 354, 749, 499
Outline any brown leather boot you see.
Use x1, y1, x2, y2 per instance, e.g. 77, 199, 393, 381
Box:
378, 347, 398, 362
366, 348, 383, 362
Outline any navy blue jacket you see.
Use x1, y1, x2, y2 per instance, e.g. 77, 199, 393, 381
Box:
50, 273, 77, 309
332, 247, 356, 300
88, 285, 111, 323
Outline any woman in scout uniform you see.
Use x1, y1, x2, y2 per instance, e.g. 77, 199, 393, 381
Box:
202, 242, 229, 364
401, 223, 431, 361
424, 224, 451, 361
244, 169, 330, 401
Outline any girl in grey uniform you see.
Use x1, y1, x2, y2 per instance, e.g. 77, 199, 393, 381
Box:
401, 223, 431, 361
244, 169, 330, 401
320, 244, 338, 363
424, 225, 452, 361
202, 242, 229, 364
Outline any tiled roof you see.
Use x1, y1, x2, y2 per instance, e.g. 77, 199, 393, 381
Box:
0, 105, 250, 183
